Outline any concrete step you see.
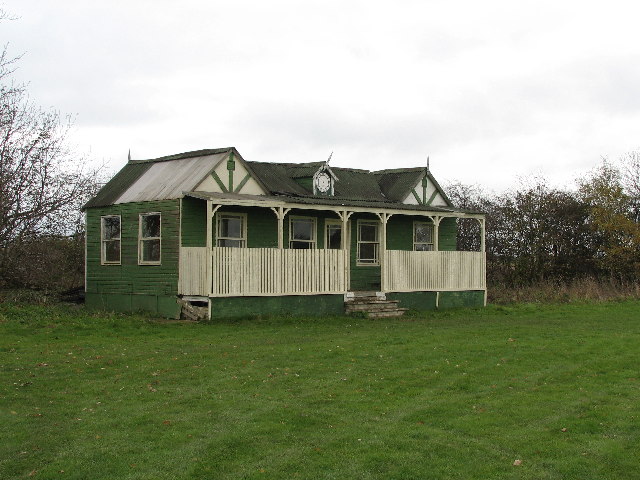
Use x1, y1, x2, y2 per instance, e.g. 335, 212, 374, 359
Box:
346, 298, 399, 305
367, 310, 408, 318
346, 303, 403, 312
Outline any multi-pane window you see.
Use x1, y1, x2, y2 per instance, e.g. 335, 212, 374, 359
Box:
217, 213, 246, 247
357, 220, 379, 265
289, 217, 316, 249
101, 216, 121, 264
413, 222, 434, 251
325, 221, 342, 249
139, 213, 161, 264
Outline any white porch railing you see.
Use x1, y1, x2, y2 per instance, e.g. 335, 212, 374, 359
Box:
212, 247, 347, 296
180, 247, 485, 297
384, 250, 486, 292
179, 247, 209, 296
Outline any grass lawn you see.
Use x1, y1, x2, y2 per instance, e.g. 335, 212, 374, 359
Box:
1, 301, 639, 480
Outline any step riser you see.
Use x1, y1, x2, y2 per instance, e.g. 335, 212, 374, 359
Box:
346, 307, 403, 313
368, 311, 406, 318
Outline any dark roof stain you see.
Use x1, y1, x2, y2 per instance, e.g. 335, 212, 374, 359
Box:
83, 162, 152, 209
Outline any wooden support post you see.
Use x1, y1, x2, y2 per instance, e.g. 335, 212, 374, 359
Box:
270, 207, 290, 249
375, 212, 392, 292
337, 210, 353, 292
208, 204, 221, 301
206, 201, 213, 302
433, 216, 442, 251
479, 218, 486, 253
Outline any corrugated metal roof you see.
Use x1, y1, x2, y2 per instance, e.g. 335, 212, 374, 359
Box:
83, 162, 152, 209
84, 146, 456, 211
115, 153, 227, 204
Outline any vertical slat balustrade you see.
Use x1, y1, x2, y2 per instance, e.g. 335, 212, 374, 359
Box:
211, 247, 346, 296
384, 250, 486, 292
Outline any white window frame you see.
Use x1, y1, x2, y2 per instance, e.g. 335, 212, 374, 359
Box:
413, 221, 435, 251
101, 215, 121, 265
216, 212, 247, 248
138, 212, 162, 265
357, 220, 380, 266
289, 216, 317, 249
324, 219, 342, 249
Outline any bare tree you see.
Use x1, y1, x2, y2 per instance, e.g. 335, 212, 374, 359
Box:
0, 17, 100, 288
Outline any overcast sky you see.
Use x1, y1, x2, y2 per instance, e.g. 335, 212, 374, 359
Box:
4, 0, 640, 191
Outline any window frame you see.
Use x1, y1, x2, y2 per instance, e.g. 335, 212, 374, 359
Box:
289, 215, 317, 249
324, 219, 342, 250
138, 212, 162, 265
356, 219, 380, 266
413, 221, 435, 251
216, 212, 247, 248
101, 215, 121, 265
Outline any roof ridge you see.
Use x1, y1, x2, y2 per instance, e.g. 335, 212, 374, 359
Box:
130, 147, 233, 164
373, 167, 425, 174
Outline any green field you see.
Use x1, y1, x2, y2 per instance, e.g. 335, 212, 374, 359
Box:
1, 301, 639, 479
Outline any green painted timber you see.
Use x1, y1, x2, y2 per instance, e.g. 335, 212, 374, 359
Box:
349, 213, 381, 291
233, 173, 252, 193
426, 189, 439, 206
181, 196, 207, 247
385, 290, 484, 310
210, 170, 228, 193
85, 199, 181, 318
214, 206, 279, 248
280, 209, 343, 249
386, 291, 437, 310
210, 294, 344, 319
438, 217, 457, 251
293, 177, 313, 192
386, 215, 431, 251
411, 189, 422, 204
86, 293, 180, 318
438, 290, 485, 309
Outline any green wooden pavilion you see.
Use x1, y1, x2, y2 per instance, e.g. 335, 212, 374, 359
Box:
83, 147, 486, 319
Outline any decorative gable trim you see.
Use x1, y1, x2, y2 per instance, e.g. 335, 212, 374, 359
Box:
194, 148, 267, 196
404, 171, 451, 207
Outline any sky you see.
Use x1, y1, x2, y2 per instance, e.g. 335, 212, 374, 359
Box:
3, 0, 640, 191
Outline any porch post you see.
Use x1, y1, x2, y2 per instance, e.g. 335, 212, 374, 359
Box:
277, 207, 284, 249
206, 200, 213, 297
479, 217, 486, 252
433, 215, 442, 251
338, 210, 353, 292
376, 213, 391, 292
479, 217, 487, 306
270, 207, 291, 249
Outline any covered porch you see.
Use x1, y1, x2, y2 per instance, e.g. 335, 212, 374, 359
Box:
178, 193, 486, 308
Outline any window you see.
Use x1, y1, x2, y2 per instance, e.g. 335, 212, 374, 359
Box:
414, 221, 434, 251
325, 220, 342, 249
357, 220, 379, 265
101, 215, 121, 265
217, 213, 246, 247
139, 213, 161, 264
289, 216, 316, 249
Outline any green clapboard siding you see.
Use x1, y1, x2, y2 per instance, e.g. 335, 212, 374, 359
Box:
438, 290, 485, 308
210, 294, 344, 319
281, 209, 342, 249
438, 217, 457, 251
85, 199, 181, 317
386, 291, 438, 310
181, 196, 207, 247
349, 213, 381, 291
214, 206, 279, 248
